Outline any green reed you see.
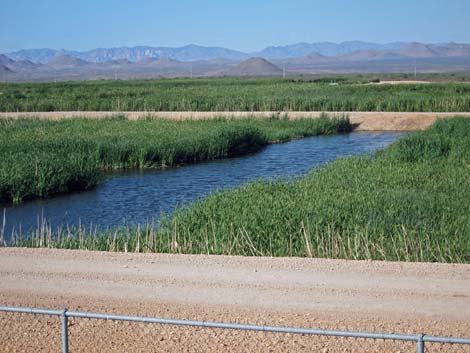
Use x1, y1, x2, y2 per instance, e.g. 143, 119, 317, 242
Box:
0, 114, 350, 204
1, 77, 470, 112
9, 117, 470, 263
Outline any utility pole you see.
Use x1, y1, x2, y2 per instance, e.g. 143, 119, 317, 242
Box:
190, 64, 193, 79
414, 58, 417, 78
283, 63, 286, 79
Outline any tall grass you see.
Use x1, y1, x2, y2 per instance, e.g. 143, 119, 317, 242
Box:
0, 115, 350, 204
12, 118, 470, 263
155, 117, 470, 262
1, 77, 470, 112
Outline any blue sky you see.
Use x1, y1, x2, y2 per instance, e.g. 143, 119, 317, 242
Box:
0, 0, 469, 53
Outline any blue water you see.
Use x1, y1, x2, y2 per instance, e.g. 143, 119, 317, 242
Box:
2, 132, 402, 238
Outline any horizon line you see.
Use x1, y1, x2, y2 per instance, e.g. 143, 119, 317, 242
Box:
3, 40, 468, 54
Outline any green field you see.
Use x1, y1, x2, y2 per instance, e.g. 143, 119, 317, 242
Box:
1, 77, 470, 112
0, 115, 350, 204
16, 118, 470, 263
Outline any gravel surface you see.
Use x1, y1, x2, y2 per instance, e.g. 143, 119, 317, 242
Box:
1, 111, 470, 131
0, 248, 469, 352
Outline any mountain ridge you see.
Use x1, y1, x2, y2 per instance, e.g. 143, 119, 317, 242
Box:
7, 41, 468, 64
2, 41, 470, 82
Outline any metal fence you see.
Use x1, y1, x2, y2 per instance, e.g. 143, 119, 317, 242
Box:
1, 305, 470, 353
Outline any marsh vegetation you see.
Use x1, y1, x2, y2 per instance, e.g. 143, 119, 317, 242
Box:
1, 77, 470, 112
9, 118, 470, 263
0, 115, 350, 204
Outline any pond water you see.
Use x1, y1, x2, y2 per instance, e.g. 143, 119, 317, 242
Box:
2, 132, 403, 238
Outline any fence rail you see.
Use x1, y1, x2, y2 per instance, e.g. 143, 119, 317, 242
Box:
1, 305, 470, 352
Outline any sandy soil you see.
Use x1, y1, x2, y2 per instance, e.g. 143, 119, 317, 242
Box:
0, 248, 469, 352
370, 81, 431, 85
1, 111, 470, 131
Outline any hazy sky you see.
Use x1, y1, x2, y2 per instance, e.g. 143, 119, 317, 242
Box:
1, 0, 469, 53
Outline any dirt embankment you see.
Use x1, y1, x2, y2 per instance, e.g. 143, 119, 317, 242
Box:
370, 80, 431, 85
1, 111, 470, 131
0, 248, 469, 352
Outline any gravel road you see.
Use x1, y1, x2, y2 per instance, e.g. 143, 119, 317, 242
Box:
0, 248, 469, 352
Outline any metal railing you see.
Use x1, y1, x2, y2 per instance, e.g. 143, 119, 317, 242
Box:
1, 305, 470, 353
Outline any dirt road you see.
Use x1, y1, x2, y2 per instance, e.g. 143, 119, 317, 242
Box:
1, 111, 470, 131
1, 248, 469, 352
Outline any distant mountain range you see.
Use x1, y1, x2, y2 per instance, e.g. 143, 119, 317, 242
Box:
1, 41, 470, 82
8, 41, 470, 64
253, 41, 407, 60
7, 44, 249, 63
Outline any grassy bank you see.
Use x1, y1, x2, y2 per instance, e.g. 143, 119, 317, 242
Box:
159, 117, 470, 262
0, 115, 350, 204
1, 77, 470, 112
14, 117, 470, 263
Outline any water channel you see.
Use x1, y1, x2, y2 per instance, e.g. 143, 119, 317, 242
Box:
2, 132, 403, 238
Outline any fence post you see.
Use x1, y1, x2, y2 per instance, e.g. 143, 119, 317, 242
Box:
417, 333, 424, 353
61, 308, 69, 353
